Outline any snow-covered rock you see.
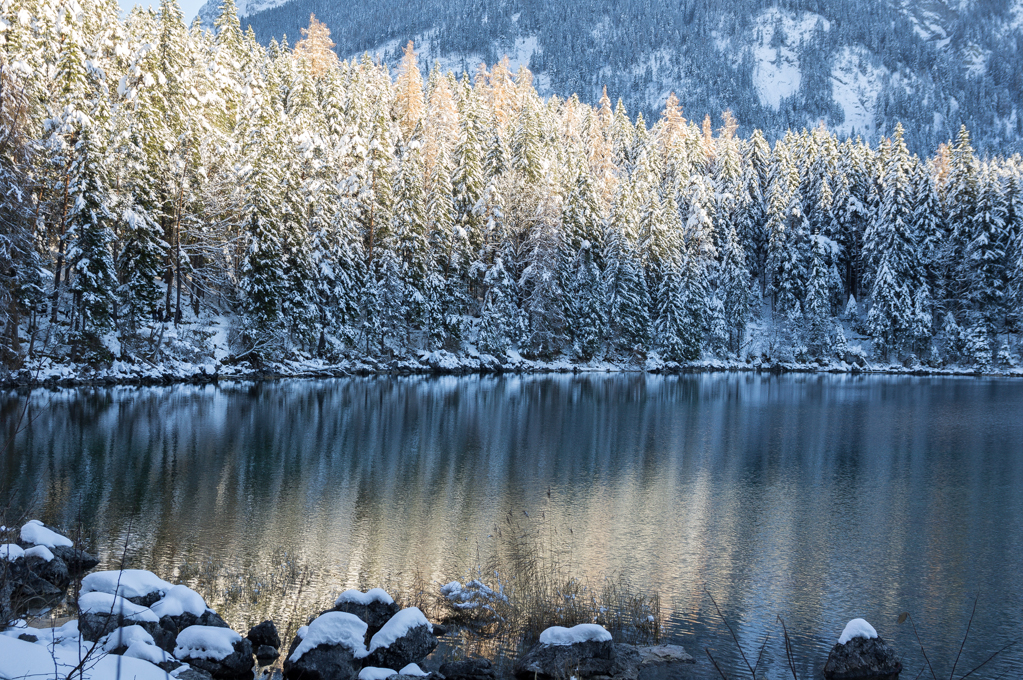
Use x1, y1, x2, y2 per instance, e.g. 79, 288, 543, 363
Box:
175, 625, 254, 679
336, 588, 395, 607
399, 662, 430, 676
81, 569, 173, 602
79, 591, 160, 622
0, 633, 174, 680
360, 666, 399, 680
151, 584, 208, 618
291, 612, 369, 661
283, 612, 369, 680
102, 624, 156, 653
515, 628, 642, 680
538, 624, 612, 646
331, 588, 400, 638
0, 543, 25, 561
365, 607, 437, 669
20, 520, 74, 548
838, 618, 878, 645
824, 620, 901, 680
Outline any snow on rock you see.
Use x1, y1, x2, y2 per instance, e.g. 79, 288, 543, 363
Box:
335, 588, 395, 607
125, 639, 175, 664
78, 591, 160, 622
290, 612, 370, 662
399, 662, 430, 676
102, 625, 155, 652
152, 584, 208, 618
24, 545, 55, 561
175, 625, 243, 661
20, 520, 73, 548
368, 607, 433, 653
0, 633, 173, 680
538, 624, 613, 646
81, 569, 172, 599
360, 666, 399, 680
0, 543, 24, 561
838, 618, 878, 645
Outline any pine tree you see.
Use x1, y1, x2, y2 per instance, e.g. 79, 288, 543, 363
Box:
567, 242, 604, 361
602, 185, 651, 357
477, 257, 518, 356
65, 128, 118, 356
717, 226, 753, 355
965, 164, 1007, 339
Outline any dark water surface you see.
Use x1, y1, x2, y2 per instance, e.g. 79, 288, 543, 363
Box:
3, 374, 1022, 678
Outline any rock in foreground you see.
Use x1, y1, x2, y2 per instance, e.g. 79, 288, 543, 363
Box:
824, 635, 902, 679
514, 625, 642, 680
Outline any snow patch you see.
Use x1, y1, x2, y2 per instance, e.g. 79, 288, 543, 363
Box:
335, 587, 395, 607
102, 625, 155, 652
0, 634, 173, 680
125, 640, 176, 664
368, 608, 433, 653
81, 569, 173, 600
290, 612, 369, 662
21, 520, 73, 548
24, 545, 55, 561
175, 625, 242, 661
0, 544, 24, 561
838, 618, 878, 644
752, 8, 830, 110
400, 663, 430, 676
151, 584, 208, 618
359, 667, 398, 680
539, 624, 612, 646
831, 47, 886, 138
78, 592, 160, 622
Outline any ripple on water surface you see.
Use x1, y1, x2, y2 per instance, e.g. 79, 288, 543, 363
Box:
3, 373, 1023, 678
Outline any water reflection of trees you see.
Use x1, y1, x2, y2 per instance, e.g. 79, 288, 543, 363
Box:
2, 374, 1022, 676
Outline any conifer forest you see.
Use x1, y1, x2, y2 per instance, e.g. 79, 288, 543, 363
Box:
2, 0, 1023, 374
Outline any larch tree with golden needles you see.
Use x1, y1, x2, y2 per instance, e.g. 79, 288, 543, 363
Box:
294, 14, 337, 77
394, 41, 425, 141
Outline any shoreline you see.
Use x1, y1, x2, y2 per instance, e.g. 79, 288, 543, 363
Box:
2, 354, 1022, 391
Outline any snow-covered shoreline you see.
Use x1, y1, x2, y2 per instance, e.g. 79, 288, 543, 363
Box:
3, 352, 1023, 391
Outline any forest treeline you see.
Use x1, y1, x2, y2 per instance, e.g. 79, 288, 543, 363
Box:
1, 0, 1022, 370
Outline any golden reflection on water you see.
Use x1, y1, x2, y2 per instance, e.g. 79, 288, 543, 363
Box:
3, 374, 1023, 678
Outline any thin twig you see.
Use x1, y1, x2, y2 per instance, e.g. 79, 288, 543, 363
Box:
777, 616, 798, 680
752, 631, 771, 678
705, 647, 731, 680
949, 596, 978, 680
906, 614, 939, 680
706, 589, 756, 678
957, 640, 1017, 679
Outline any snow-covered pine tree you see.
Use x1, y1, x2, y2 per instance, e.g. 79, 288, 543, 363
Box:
945, 126, 980, 314
477, 256, 518, 356
391, 138, 432, 343
518, 212, 566, 360
717, 226, 753, 355
567, 241, 604, 361
65, 126, 119, 358
765, 139, 807, 315
965, 163, 1007, 344
602, 182, 651, 358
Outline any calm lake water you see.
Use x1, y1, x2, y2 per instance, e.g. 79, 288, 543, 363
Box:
3, 373, 1023, 678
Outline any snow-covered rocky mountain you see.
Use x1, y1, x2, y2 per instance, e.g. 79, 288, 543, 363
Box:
192, 0, 1023, 151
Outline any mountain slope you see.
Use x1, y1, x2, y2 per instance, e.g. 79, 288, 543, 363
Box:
199, 0, 1023, 152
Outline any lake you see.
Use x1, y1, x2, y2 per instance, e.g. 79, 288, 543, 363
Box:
3, 373, 1022, 678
